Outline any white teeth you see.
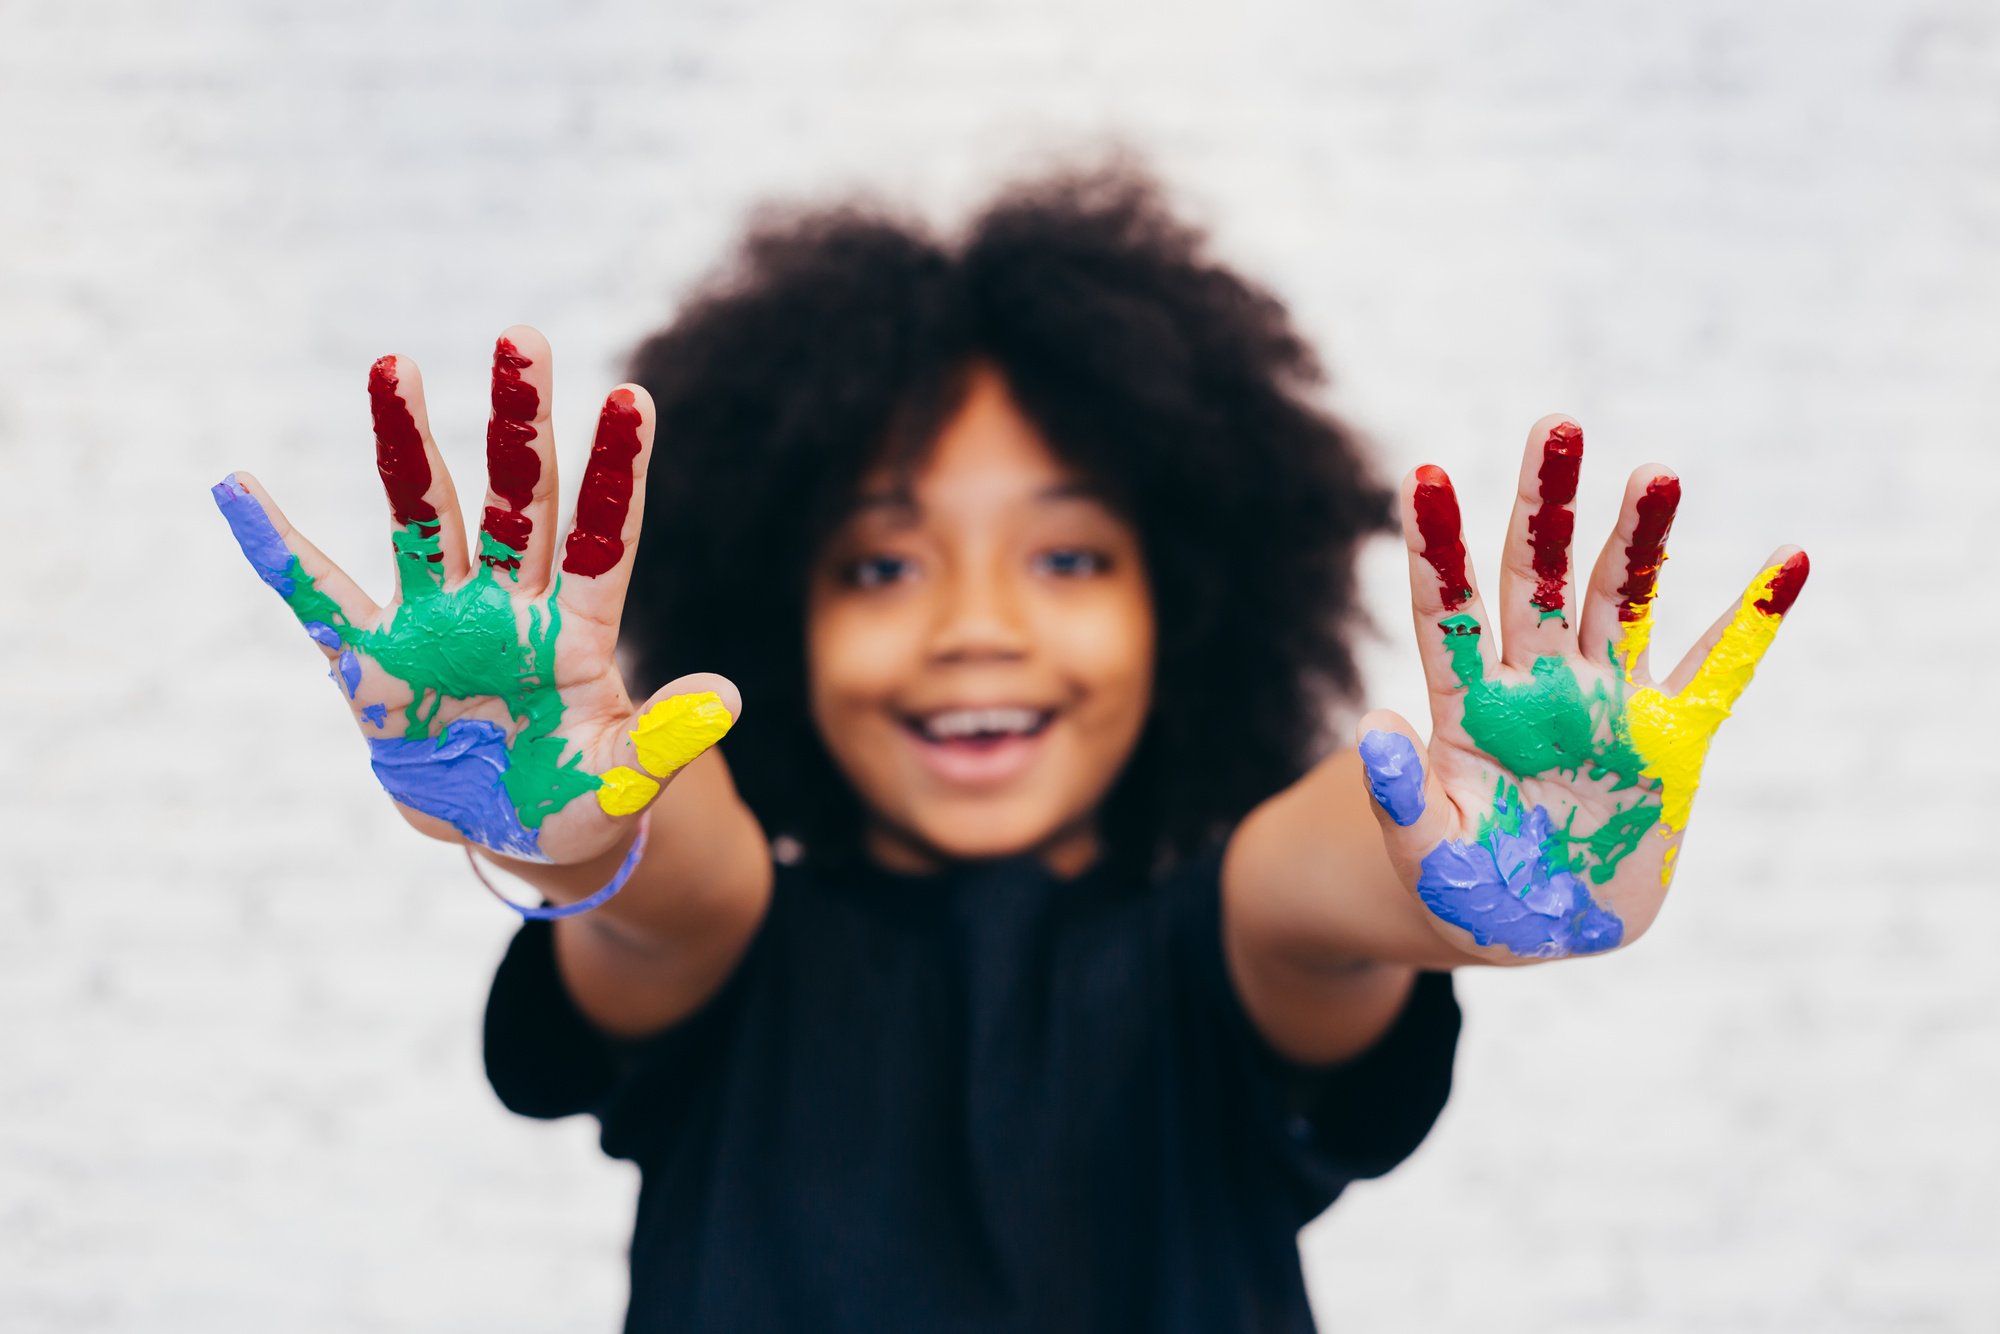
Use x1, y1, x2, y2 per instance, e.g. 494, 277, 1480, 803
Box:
920, 707, 1045, 740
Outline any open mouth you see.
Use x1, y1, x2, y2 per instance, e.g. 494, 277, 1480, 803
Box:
897, 705, 1059, 785
902, 705, 1055, 746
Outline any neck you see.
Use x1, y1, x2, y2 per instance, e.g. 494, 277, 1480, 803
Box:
863, 815, 1102, 880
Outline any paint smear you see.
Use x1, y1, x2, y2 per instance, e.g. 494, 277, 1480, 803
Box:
1358, 730, 1426, 827
214, 448, 613, 859
1624, 559, 1801, 857
212, 475, 297, 597
595, 765, 661, 816
1416, 785, 1623, 959
1754, 551, 1809, 616
1528, 422, 1582, 623
562, 389, 643, 577
1412, 465, 1473, 610
369, 356, 439, 531
631, 691, 735, 778
369, 719, 542, 860
213, 476, 351, 634
1437, 612, 1664, 886
1614, 476, 1680, 670
481, 336, 540, 568
367, 524, 600, 826
1440, 614, 1647, 792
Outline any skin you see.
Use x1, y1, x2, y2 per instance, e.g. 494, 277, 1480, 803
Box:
805, 362, 1156, 880
219, 335, 1805, 1062
1231, 414, 1807, 1015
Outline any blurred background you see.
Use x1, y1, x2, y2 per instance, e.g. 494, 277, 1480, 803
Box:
3, 0, 1995, 1329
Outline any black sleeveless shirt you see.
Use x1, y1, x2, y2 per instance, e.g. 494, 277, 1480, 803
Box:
484, 840, 1460, 1332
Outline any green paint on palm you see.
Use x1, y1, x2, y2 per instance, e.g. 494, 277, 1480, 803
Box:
1550, 799, 1662, 885
1441, 613, 1648, 788
271, 521, 599, 829
1443, 613, 1661, 883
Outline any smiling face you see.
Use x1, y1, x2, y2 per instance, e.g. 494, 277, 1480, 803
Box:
806, 363, 1156, 877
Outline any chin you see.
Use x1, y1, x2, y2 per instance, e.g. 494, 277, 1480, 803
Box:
897, 800, 1080, 866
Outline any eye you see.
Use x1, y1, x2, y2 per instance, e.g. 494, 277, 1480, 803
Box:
843, 554, 915, 588
1034, 547, 1111, 578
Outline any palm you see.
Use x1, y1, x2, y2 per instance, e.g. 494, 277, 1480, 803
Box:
1359, 416, 1807, 961
213, 327, 735, 866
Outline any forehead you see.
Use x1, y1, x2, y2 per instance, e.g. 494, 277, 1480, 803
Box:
853, 363, 1089, 514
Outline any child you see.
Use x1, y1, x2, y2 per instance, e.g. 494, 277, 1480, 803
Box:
211, 163, 1806, 1332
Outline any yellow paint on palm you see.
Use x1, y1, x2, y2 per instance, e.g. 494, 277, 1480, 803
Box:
1624, 562, 1792, 860
631, 691, 736, 777
594, 766, 661, 816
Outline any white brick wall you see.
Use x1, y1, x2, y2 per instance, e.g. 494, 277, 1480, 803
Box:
3, 0, 1993, 1328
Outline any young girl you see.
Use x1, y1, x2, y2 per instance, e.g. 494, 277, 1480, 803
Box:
211, 164, 1806, 1331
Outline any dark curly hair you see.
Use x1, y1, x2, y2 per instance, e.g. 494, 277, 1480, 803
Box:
622, 158, 1395, 879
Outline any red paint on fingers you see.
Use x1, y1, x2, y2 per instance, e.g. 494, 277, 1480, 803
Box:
480, 337, 543, 568
1754, 550, 1809, 616
1617, 476, 1681, 621
369, 356, 438, 531
1527, 422, 1582, 619
1413, 465, 1473, 610
562, 389, 644, 578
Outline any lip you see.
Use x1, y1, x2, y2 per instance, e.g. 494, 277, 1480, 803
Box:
897, 707, 1057, 789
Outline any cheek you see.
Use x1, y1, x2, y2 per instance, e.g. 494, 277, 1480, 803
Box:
1051, 585, 1155, 726
807, 599, 919, 720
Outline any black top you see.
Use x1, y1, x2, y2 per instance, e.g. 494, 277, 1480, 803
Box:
484, 840, 1461, 1333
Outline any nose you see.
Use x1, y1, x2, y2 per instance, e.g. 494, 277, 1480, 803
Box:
926, 552, 1031, 664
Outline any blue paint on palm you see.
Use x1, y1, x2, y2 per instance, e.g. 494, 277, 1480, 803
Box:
337, 649, 362, 698
211, 475, 297, 598
1417, 791, 1623, 958
1358, 730, 1427, 827
368, 719, 542, 859
362, 703, 388, 729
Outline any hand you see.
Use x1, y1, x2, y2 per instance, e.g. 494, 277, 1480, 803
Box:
212, 327, 739, 866
1356, 415, 1807, 961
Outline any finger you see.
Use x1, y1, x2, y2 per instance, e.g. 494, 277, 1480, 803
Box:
368, 353, 473, 597
1402, 464, 1501, 714
1354, 711, 1456, 855
212, 470, 379, 640
556, 384, 655, 631
213, 471, 405, 721
592, 673, 742, 817
473, 326, 562, 595
1577, 466, 1681, 678
1661, 547, 1808, 698
1625, 547, 1808, 849
1496, 415, 1584, 668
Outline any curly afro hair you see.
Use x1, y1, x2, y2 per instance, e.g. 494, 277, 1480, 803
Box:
622, 158, 1395, 879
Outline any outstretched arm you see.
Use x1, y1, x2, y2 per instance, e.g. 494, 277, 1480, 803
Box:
1224, 414, 1808, 1063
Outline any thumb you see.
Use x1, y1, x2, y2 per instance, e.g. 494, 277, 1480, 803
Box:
593, 671, 743, 817
1353, 709, 1454, 856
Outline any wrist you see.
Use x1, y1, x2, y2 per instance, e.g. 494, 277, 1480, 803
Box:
468, 816, 650, 922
